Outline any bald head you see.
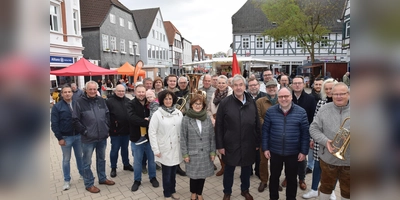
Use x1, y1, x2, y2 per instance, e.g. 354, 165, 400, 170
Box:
114, 84, 126, 98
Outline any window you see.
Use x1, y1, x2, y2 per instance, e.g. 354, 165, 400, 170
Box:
345, 21, 350, 38
119, 17, 124, 27
152, 30, 155, 38
110, 14, 115, 24
120, 39, 125, 52
128, 21, 133, 30
110, 36, 117, 51
152, 45, 155, 58
73, 10, 79, 35
148, 44, 152, 58
276, 39, 283, 48
156, 46, 159, 59
297, 38, 303, 47
129, 41, 133, 54
242, 38, 249, 49
256, 37, 263, 48
50, 4, 60, 32
320, 36, 329, 47
163, 34, 165, 42
102, 34, 109, 50
134, 43, 139, 55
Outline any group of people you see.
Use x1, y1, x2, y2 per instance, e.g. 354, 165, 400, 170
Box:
51, 70, 350, 200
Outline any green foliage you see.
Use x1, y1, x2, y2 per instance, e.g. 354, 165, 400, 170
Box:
258, 0, 342, 62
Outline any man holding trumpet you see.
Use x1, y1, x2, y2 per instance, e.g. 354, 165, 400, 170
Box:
310, 82, 350, 200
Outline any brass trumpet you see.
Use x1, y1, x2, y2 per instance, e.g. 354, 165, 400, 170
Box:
175, 74, 206, 112
332, 117, 350, 160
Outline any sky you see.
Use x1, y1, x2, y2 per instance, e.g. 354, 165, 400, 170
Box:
120, 0, 248, 55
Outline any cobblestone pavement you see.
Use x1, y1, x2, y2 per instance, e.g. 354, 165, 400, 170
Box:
50, 87, 340, 200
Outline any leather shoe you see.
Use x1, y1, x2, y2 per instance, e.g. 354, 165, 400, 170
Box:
278, 185, 283, 191
281, 178, 287, 187
222, 193, 231, 200
240, 190, 254, 200
306, 167, 313, 174
123, 164, 134, 171
99, 179, 115, 185
131, 181, 141, 191
258, 182, 267, 192
110, 168, 116, 177
299, 180, 307, 190
86, 185, 100, 193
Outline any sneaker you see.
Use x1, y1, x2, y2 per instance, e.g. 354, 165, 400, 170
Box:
142, 165, 148, 174
330, 192, 336, 200
63, 181, 70, 190
302, 189, 318, 199
131, 181, 141, 191
171, 193, 180, 200
150, 177, 159, 188
135, 137, 148, 145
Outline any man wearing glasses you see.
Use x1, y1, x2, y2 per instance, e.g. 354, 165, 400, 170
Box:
262, 87, 310, 200
260, 69, 278, 93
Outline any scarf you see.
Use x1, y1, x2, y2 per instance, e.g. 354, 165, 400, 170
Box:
213, 87, 229, 106
161, 105, 176, 114
266, 94, 278, 105
185, 108, 207, 121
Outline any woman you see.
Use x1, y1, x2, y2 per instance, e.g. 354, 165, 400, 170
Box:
148, 90, 183, 200
302, 78, 338, 200
153, 76, 164, 97
181, 94, 216, 200
206, 75, 232, 176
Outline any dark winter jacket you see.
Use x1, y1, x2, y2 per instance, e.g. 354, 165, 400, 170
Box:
51, 100, 79, 141
310, 88, 321, 105
72, 95, 110, 143
262, 103, 310, 156
127, 97, 150, 142
215, 92, 260, 166
292, 90, 316, 124
106, 94, 130, 136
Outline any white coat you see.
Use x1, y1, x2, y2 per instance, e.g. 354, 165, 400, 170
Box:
148, 107, 183, 166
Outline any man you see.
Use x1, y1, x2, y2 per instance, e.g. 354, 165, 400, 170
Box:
255, 80, 280, 193
166, 74, 179, 92
262, 87, 310, 200
310, 78, 323, 103
143, 77, 153, 90
247, 77, 266, 177
310, 82, 350, 200
280, 76, 315, 191
73, 81, 115, 193
175, 76, 190, 114
216, 75, 260, 200
106, 85, 133, 178
279, 75, 290, 89
227, 77, 233, 88
127, 85, 159, 191
342, 72, 350, 87
211, 74, 218, 88
200, 74, 216, 105
51, 85, 83, 191
260, 69, 278, 93
71, 83, 83, 101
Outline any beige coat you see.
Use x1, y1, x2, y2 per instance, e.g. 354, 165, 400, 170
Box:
206, 86, 233, 122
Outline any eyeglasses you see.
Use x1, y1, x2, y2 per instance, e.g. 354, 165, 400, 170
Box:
248, 84, 258, 87
278, 95, 290, 99
332, 92, 348, 97
292, 82, 303, 85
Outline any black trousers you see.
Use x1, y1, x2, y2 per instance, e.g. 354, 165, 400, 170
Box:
190, 178, 206, 195
269, 153, 298, 200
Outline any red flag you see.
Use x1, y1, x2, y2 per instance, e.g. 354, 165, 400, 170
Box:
231, 53, 241, 76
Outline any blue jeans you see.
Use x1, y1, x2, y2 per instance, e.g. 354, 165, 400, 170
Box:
131, 142, 156, 181
311, 160, 321, 190
161, 164, 178, 197
307, 149, 314, 170
223, 165, 251, 194
110, 135, 130, 168
61, 135, 83, 182
81, 139, 107, 188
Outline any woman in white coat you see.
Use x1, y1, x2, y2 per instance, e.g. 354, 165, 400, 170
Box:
148, 90, 183, 200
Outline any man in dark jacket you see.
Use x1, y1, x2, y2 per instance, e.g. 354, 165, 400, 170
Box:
51, 85, 83, 191
216, 75, 260, 200
262, 87, 310, 200
310, 78, 323, 104
106, 85, 133, 178
73, 81, 115, 193
279, 76, 316, 191
127, 85, 159, 192
71, 83, 83, 101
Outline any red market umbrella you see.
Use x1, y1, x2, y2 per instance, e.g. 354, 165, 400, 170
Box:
231, 52, 241, 76
50, 58, 117, 76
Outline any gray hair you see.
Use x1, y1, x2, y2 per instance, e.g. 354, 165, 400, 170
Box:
217, 75, 228, 83
85, 80, 99, 89
232, 74, 246, 85
332, 82, 350, 93
178, 76, 188, 83
320, 78, 338, 100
